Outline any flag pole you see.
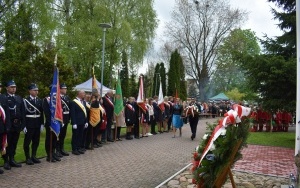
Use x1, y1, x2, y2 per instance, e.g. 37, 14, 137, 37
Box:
114, 70, 120, 142
50, 54, 58, 162
295, 0, 300, 156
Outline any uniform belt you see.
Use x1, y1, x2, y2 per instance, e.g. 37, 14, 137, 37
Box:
26, 115, 41, 118
63, 112, 69, 114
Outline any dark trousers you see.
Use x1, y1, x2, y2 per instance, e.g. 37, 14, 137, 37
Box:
134, 122, 139, 137
189, 117, 199, 138
23, 128, 40, 158
167, 115, 173, 131
5, 130, 20, 160
71, 124, 84, 151
102, 118, 112, 141
57, 123, 68, 150
116, 127, 121, 139
150, 115, 156, 133
45, 126, 57, 157
85, 124, 99, 148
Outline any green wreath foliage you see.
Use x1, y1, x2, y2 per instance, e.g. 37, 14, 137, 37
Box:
192, 118, 250, 187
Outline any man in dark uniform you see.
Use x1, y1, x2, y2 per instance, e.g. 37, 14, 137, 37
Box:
102, 90, 114, 142
70, 90, 88, 155
0, 82, 11, 174
125, 97, 136, 140
188, 98, 199, 140
56, 83, 70, 156
2, 80, 23, 170
23, 83, 44, 165
42, 86, 61, 162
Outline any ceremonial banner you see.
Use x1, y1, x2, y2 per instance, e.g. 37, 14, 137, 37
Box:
137, 76, 147, 113
50, 67, 63, 137
158, 81, 165, 111
89, 67, 101, 127
114, 75, 124, 116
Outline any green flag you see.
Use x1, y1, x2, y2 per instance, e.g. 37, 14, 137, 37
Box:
114, 75, 124, 116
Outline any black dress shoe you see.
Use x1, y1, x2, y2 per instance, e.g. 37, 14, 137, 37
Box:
80, 148, 86, 152
152, 132, 157, 135
26, 158, 34, 165
46, 157, 56, 162
72, 150, 80, 155
60, 150, 69, 156
52, 154, 61, 161
107, 139, 114, 142
0, 168, 3, 174
85, 146, 93, 150
96, 142, 103, 147
3, 162, 11, 170
31, 157, 41, 164
78, 149, 84, 154
56, 151, 63, 158
93, 144, 99, 148
10, 159, 22, 167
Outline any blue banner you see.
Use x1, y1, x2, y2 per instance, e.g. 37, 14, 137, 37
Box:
50, 67, 63, 137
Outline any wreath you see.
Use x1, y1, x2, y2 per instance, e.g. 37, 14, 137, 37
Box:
191, 105, 251, 187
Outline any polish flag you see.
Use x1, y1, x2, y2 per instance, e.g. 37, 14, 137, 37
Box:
137, 76, 147, 113
158, 81, 165, 111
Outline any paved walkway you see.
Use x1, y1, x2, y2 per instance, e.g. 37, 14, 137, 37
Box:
0, 117, 296, 187
234, 144, 296, 178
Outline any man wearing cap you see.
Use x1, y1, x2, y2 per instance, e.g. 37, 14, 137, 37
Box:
0, 82, 11, 174
23, 83, 44, 165
2, 80, 23, 170
56, 83, 71, 156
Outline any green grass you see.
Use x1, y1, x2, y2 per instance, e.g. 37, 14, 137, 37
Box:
1, 125, 129, 165
247, 132, 295, 149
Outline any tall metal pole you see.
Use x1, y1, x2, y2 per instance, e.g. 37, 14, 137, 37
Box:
295, 0, 300, 156
100, 28, 106, 97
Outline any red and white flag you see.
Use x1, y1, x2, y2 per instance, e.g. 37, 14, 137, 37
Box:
137, 76, 147, 113
158, 80, 165, 111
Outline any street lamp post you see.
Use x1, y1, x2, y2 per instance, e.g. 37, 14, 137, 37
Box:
99, 23, 112, 97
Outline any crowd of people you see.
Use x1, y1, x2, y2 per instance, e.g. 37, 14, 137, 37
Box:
0, 80, 204, 174
0, 80, 294, 174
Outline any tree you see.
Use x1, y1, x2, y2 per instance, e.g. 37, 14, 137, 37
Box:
244, 55, 296, 111
211, 29, 260, 96
165, 0, 246, 100
167, 49, 187, 99
152, 63, 160, 97
262, 0, 296, 58
243, 0, 296, 111
159, 63, 167, 96
54, 0, 158, 87
120, 50, 130, 97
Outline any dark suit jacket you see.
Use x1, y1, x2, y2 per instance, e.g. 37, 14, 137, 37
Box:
6, 93, 25, 131
102, 95, 114, 120
23, 96, 44, 129
42, 97, 51, 127
70, 99, 88, 126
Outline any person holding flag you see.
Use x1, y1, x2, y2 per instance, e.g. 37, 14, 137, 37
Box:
114, 74, 124, 141
85, 69, 103, 149
43, 86, 61, 162
57, 83, 71, 156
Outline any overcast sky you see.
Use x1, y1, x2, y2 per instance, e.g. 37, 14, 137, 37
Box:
140, 0, 283, 73
153, 0, 282, 45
